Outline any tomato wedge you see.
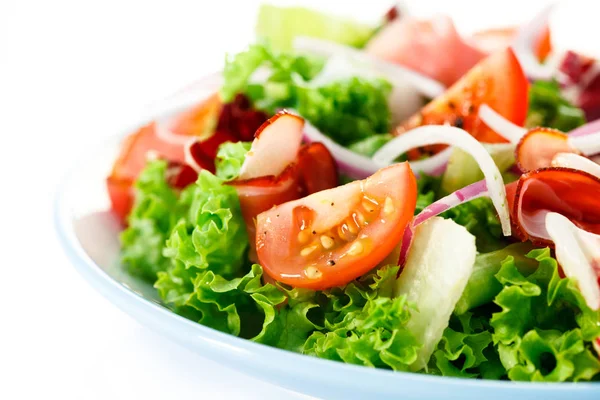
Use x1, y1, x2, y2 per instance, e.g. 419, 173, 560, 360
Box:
396, 48, 528, 159
106, 123, 196, 223
256, 163, 417, 290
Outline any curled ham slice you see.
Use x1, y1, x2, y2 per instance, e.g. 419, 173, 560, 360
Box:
515, 127, 600, 172
228, 112, 338, 259
239, 111, 304, 180
366, 15, 486, 87
545, 212, 600, 311
515, 128, 579, 172
507, 168, 600, 246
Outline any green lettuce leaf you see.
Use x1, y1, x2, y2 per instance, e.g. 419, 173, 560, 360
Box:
220, 43, 393, 147
155, 170, 249, 313
491, 248, 600, 382
120, 160, 181, 282
297, 77, 392, 146
347, 133, 392, 157
432, 312, 503, 379
256, 5, 375, 51
441, 198, 507, 252
302, 266, 421, 371
526, 80, 586, 131
215, 141, 251, 181
415, 174, 442, 214
455, 243, 537, 315
220, 44, 324, 108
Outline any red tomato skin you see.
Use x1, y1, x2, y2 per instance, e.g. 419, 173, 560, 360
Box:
395, 48, 529, 159
106, 176, 134, 224
256, 163, 417, 290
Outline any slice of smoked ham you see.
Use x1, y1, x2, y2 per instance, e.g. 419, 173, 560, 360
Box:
228, 112, 338, 260
367, 14, 551, 88
507, 168, 600, 246
366, 15, 486, 87
515, 128, 580, 172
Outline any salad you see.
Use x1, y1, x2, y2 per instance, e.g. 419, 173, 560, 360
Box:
107, 4, 600, 382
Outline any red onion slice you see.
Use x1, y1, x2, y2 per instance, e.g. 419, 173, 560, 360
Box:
399, 180, 489, 265
569, 119, 600, 138
479, 104, 527, 144
301, 118, 452, 179
373, 125, 511, 236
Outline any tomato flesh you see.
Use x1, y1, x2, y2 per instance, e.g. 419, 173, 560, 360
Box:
396, 48, 529, 159
256, 163, 417, 290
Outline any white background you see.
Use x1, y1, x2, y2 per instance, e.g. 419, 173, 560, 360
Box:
0, 0, 593, 399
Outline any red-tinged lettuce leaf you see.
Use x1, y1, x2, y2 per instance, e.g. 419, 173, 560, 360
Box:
491, 248, 600, 382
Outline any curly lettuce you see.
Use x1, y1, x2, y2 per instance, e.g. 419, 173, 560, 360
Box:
302, 266, 421, 371
120, 160, 181, 282
432, 311, 503, 379
491, 248, 600, 382
526, 80, 586, 131
215, 141, 251, 181
220, 43, 393, 148
220, 44, 324, 107
297, 77, 392, 146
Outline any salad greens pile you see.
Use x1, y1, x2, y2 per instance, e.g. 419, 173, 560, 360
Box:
220, 43, 393, 148
526, 80, 587, 132
117, 3, 600, 383
121, 155, 600, 380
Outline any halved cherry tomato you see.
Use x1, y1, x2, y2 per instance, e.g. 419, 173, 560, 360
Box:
396, 48, 529, 159
107, 123, 190, 223
107, 93, 268, 223
256, 163, 417, 290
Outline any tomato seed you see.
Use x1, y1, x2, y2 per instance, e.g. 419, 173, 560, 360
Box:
300, 245, 318, 257
320, 235, 335, 249
384, 197, 395, 215
297, 230, 311, 244
347, 241, 364, 256
305, 266, 322, 279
